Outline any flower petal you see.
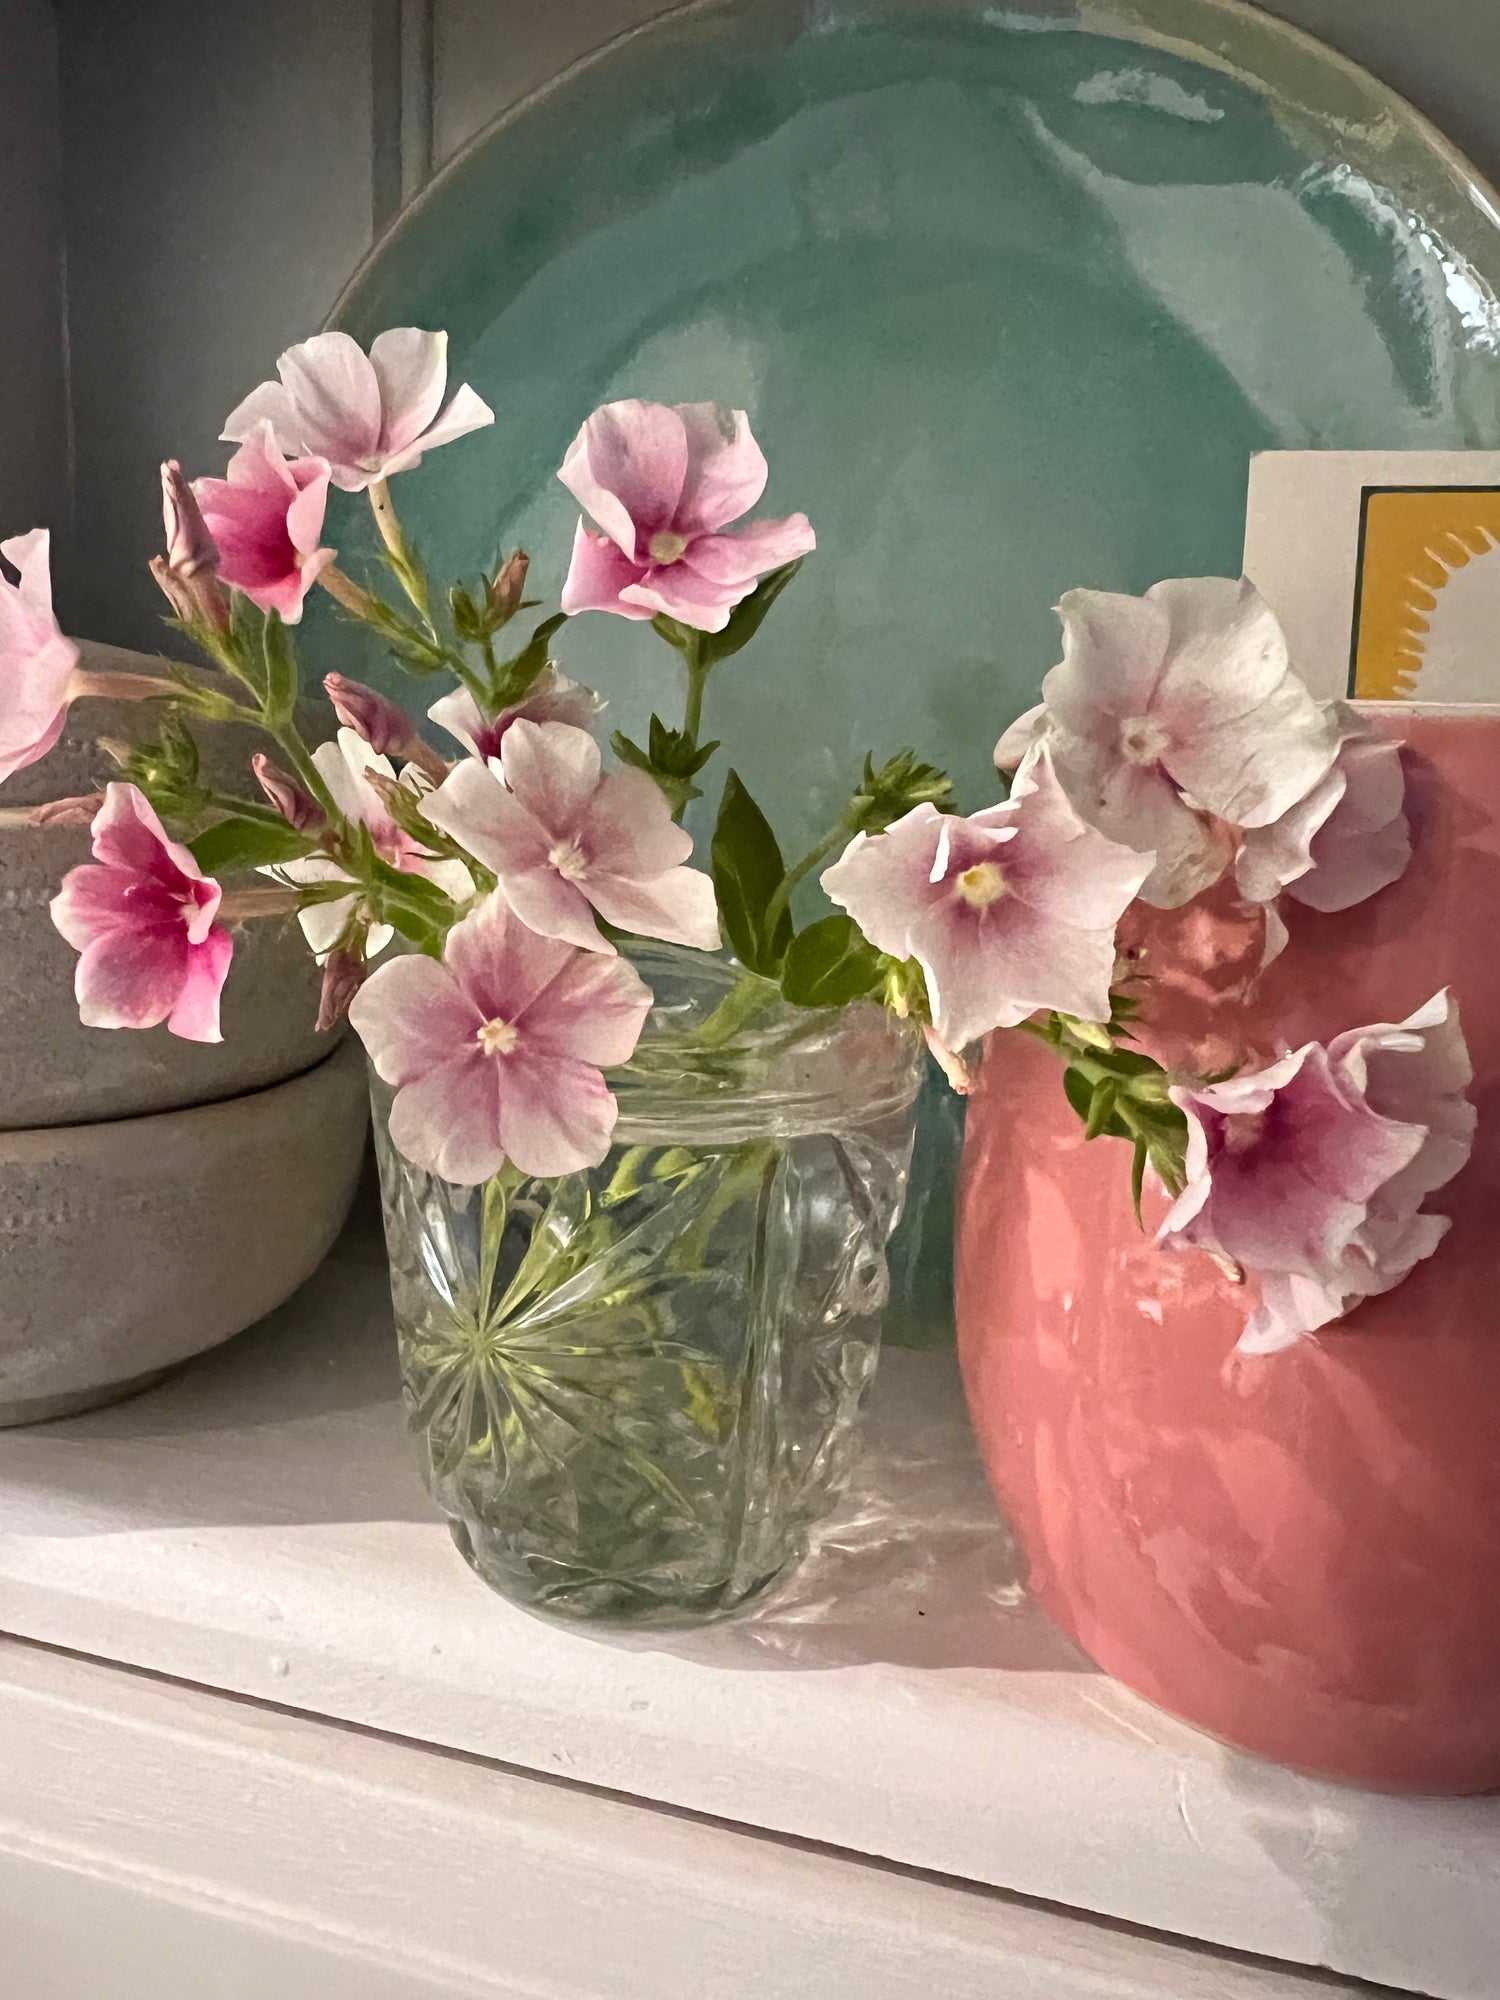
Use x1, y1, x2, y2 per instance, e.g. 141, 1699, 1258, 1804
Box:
275, 331, 383, 478
559, 520, 654, 620
679, 513, 818, 589
821, 806, 948, 960
586, 863, 721, 952
387, 1054, 506, 1185
518, 950, 654, 1068
439, 891, 579, 1026
349, 953, 479, 1085
583, 767, 694, 877
674, 405, 769, 535
495, 1052, 619, 1179
220, 378, 301, 453
558, 399, 689, 560
617, 566, 745, 632
1042, 588, 1170, 738
72, 923, 190, 1031
499, 719, 602, 836
377, 383, 495, 479
369, 327, 450, 455
167, 927, 233, 1042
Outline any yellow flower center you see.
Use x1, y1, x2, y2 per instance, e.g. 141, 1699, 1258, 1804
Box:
476, 1017, 519, 1057
647, 529, 690, 566
955, 862, 1007, 908
1119, 714, 1170, 767
548, 839, 589, 882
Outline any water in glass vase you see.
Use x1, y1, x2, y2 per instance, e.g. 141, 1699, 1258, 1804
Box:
370, 946, 922, 1626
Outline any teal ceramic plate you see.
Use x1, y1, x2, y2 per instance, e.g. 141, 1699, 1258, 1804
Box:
325, 0, 1500, 1338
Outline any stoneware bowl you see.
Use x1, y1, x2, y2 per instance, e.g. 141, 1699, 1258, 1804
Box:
956, 710, 1500, 1795
0, 1037, 368, 1423
0, 640, 330, 1129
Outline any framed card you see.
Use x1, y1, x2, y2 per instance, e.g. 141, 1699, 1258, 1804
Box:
1243, 451, 1500, 702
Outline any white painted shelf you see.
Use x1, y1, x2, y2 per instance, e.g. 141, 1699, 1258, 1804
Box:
0, 1204, 1495, 1999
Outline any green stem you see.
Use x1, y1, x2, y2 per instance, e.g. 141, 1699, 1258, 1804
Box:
763, 814, 857, 936
270, 723, 339, 821
682, 650, 709, 745
694, 970, 780, 1050
369, 478, 433, 628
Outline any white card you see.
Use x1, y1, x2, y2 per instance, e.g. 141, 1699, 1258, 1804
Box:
1243, 450, 1500, 702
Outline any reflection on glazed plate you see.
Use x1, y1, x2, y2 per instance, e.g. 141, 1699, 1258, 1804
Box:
323, 0, 1500, 1341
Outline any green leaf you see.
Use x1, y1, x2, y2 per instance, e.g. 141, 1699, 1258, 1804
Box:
649, 612, 697, 658
697, 559, 804, 669
190, 815, 312, 875
260, 612, 299, 728
1083, 1077, 1121, 1141
781, 915, 883, 1008
227, 592, 267, 696
1131, 1139, 1147, 1224
711, 769, 794, 976
491, 612, 567, 706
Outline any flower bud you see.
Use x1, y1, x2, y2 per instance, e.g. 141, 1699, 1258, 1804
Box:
252, 751, 325, 834
324, 672, 418, 758
25, 792, 105, 829
155, 461, 230, 631
324, 672, 448, 784
488, 548, 529, 626
316, 947, 367, 1033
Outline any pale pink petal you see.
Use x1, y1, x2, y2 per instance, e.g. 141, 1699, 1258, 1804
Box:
495, 1053, 619, 1179
499, 867, 609, 953
272, 853, 359, 959
582, 766, 694, 877
499, 720, 603, 835
369, 328, 450, 454
1044, 729, 1224, 909
89, 783, 210, 895
991, 745, 1155, 928
426, 684, 487, 758
0, 633, 75, 785
167, 928, 234, 1042
73, 925, 190, 1031
1234, 763, 1343, 903
439, 892, 577, 1027
1042, 588, 1170, 738
421, 754, 552, 873
558, 400, 689, 559
821, 807, 948, 960
276, 332, 383, 478
349, 954, 481, 1085
585, 864, 721, 951
284, 457, 333, 560
376, 383, 495, 479
617, 566, 745, 632
1331, 991, 1475, 1208
1, 527, 58, 620
518, 950, 653, 1067
1286, 735, 1410, 911
559, 521, 654, 620
220, 378, 301, 453
993, 702, 1046, 771
674, 405, 769, 535
1150, 578, 1337, 826
678, 513, 817, 589
411, 854, 476, 908
387, 1054, 507, 1185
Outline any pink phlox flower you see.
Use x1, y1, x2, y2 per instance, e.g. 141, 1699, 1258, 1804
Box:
427, 665, 602, 766
349, 891, 654, 1183
193, 423, 334, 623
1235, 706, 1411, 914
558, 399, 815, 633
221, 329, 493, 493
269, 728, 473, 959
0, 528, 79, 785
820, 742, 1154, 1053
49, 781, 232, 1042
421, 718, 720, 956
1160, 991, 1474, 1354
996, 578, 1338, 911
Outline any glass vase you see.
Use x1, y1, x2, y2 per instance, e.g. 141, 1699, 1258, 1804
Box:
369, 946, 923, 1627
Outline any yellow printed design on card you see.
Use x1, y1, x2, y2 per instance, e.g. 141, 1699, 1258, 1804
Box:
1350, 488, 1500, 699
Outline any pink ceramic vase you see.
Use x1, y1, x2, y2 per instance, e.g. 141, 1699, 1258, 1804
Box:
956, 710, 1500, 1794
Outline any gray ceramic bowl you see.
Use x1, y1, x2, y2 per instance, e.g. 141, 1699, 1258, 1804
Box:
0, 1036, 369, 1424
0, 640, 333, 1129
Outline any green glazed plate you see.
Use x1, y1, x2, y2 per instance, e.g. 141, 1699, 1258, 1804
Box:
325, 0, 1500, 1340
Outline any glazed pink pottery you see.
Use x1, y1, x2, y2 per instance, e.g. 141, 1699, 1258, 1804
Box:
956, 711, 1500, 1794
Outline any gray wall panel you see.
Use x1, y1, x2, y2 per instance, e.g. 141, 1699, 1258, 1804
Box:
0, 0, 69, 544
